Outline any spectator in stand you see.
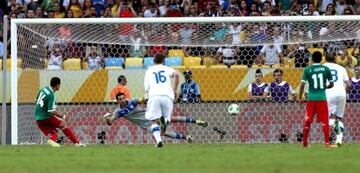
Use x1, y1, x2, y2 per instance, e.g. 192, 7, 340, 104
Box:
216, 35, 240, 66
325, 3, 337, 15
187, 5, 198, 16
41, 0, 57, 13
8, 0, 17, 13
118, 1, 137, 17
159, 0, 170, 16
82, 0, 94, 17
179, 23, 193, 44
308, 3, 320, 15
54, 2, 65, 18
203, 1, 220, 17
93, 0, 106, 17
27, 0, 41, 11
167, 3, 182, 17
342, 5, 356, 14
258, 44, 283, 66
26, 9, 36, 18
261, 1, 272, 16
278, 0, 293, 12
349, 64, 360, 102
102, 5, 113, 17
181, 0, 193, 16
67, 0, 82, 18
16, 4, 27, 18
228, 23, 243, 45
47, 44, 64, 70
319, 0, 335, 14
48, 10, 56, 18
269, 69, 297, 102
65, 9, 74, 18
239, 0, 249, 16
85, 45, 104, 70
144, 3, 159, 17
336, 49, 358, 68
335, 0, 347, 15
249, 3, 260, 14
35, 7, 44, 18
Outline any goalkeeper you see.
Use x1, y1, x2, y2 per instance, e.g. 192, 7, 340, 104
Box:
103, 92, 208, 143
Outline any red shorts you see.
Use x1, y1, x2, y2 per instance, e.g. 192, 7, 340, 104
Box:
306, 101, 329, 123
36, 116, 63, 135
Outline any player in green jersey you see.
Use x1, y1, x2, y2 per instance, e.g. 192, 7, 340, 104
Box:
35, 77, 85, 147
298, 51, 335, 148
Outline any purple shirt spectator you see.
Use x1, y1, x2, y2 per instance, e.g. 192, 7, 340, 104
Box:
349, 77, 360, 101
269, 81, 295, 102
248, 83, 269, 97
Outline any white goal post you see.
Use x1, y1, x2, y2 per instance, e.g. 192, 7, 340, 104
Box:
10, 16, 360, 145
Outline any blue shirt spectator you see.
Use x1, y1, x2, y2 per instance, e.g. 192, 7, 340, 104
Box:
179, 70, 201, 103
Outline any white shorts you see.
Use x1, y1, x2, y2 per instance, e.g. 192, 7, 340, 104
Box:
145, 96, 173, 122
327, 94, 346, 118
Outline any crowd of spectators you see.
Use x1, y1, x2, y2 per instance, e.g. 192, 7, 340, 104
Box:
1, 0, 359, 19
1, 0, 360, 70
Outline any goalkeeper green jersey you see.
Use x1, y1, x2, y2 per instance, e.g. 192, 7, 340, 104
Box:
301, 63, 333, 101
34, 86, 56, 120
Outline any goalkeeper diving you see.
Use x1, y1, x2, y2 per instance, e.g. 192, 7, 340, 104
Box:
103, 92, 208, 143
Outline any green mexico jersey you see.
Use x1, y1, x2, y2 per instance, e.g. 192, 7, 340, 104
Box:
301, 64, 333, 101
34, 86, 56, 120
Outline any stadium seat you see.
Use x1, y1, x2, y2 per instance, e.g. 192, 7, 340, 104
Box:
63, 58, 81, 70
230, 65, 248, 69
165, 57, 182, 66
6, 59, 23, 70
125, 57, 143, 69
143, 57, 154, 68
104, 57, 124, 68
189, 65, 206, 69
308, 47, 324, 56
168, 49, 185, 58
202, 57, 217, 67
184, 57, 201, 67
210, 64, 228, 69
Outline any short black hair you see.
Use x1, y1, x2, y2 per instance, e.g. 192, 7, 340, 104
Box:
117, 75, 126, 84
50, 77, 61, 87
312, 51, 323, 63
115, 92, 125, 101
153, 54, 166, 64
273, 69, 283, 75
255, 69, 262, 74
325, 52, 336, 63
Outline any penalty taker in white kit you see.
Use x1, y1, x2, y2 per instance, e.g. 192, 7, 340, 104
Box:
103, 92, 208, 143
324, 52, 351, 146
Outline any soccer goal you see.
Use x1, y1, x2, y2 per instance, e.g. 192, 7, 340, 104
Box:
7, 16, 360, 145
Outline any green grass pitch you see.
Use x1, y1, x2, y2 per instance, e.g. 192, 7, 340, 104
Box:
0, 144, 359, 173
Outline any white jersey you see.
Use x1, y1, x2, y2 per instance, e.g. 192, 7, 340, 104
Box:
323, 62, 349, 97
144, 64, 176, 100
88, 56, 102, 70
48, 53, 63, 70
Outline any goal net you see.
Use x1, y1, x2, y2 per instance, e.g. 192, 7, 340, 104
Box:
9, 16, 360, 145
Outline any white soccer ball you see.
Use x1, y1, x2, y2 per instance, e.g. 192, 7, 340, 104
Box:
228, 103, 240, 116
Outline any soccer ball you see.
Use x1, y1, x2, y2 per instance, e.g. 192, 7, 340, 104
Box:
228, 103, 240, 116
